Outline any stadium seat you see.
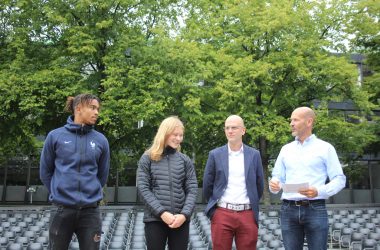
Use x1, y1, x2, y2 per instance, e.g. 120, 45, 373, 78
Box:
364, 222, 376, 231
35, 236, 49, 246
261, 233, 275, 243
0, 237, 9, 247
368, 232, 380, 241
362, 238, 377, 249
6, 243, 23, 250
15, 236, 29, 246
1, 221, 11, 229
353, 209, 364, 216
339, 209, 349, 216
267, 239, 283, 248
27, 242, 44, 250
3, 231, 16, 241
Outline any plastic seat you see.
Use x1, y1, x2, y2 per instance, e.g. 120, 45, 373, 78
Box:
362, 238, 377, 249
367, 209, 377, 216
0, 237, 9, 247
351, 232, 365, 250
16, 221, 27, 229
27, 242, 44, 250
14, 214, 23, 221
3, 231, 16, 241
23, 217, 33, 225
368, 232, 380, 241
268, 223, 280, 230
332, 222, 345, 231
35, 236, 49, 246
364, 222, 376, 231
353, 209, 364, 216
347, 214, 357, 220
7, 218, 17, 225
22, 230, 36, 240
267, 239, 282, 248
359, 228, 371, 236
34, 221, 46, 229
273, 228, 282, 240
370, 217, 380, 225
9, 226, 22, 235
333, 214, 342, 221
362, 214, 371, 221
15, 236, 29, 246
339, 210, 349, 216
40, 230, 49, 237
258, 228, 268, 236
348, 222, 361, 231
1, 221, 11, 229
29, 225, 41, 233
261, 234, 275, 242
257, 239, 264, 248
6, 243, 23, 250
0, 214, 8, 221
340, 217, 350, 225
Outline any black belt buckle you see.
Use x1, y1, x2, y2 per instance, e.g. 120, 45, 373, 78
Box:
295, 200, 309, 206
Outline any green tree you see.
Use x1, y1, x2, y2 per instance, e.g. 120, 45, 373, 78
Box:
182, 0, 375, 202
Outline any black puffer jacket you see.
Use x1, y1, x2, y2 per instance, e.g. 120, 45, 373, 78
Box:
137, 147, 198, 222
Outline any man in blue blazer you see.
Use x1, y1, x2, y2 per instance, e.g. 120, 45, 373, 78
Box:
203, 115, 264, 250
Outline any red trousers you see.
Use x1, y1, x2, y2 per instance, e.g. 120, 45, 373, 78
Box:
211, 207, 258, 250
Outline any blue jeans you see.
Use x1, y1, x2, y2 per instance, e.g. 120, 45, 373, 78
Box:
49, 205, 102, 250
280, 200, 328, 250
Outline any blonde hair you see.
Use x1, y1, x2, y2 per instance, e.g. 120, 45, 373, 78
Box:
147, 116, 184, 161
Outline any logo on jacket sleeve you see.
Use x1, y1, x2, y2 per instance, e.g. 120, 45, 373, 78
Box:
90, 141, 96, 150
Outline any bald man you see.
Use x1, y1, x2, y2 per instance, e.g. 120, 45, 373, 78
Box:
203, 115, 264, 250
269, 107, 346, 250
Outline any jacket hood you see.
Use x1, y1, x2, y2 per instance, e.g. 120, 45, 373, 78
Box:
64, 115, 94, 134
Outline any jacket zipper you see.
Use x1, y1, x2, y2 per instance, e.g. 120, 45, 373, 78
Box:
167, 155, 174, 213
78, 126, 83, 201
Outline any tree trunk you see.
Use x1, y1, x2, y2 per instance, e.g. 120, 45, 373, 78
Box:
259, 136, 271, 205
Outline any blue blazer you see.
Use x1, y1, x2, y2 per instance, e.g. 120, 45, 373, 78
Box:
202, 144, 264, 223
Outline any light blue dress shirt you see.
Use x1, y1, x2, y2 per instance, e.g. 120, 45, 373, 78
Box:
271, 134, 346, 200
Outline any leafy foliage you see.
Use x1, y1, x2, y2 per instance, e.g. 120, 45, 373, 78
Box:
0, 0, 378, 193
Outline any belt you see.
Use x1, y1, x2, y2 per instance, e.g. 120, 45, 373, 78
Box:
283, 199, 325, 206
217, 201, 252, 211
54, 202, 99, 210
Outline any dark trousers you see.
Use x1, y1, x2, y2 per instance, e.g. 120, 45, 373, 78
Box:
144, 221, 190, 250
211, 207, 258, 250
49, 205, 102, 250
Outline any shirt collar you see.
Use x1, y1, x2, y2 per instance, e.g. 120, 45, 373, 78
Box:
228, 144, 244, 155
295, 134, 316, 145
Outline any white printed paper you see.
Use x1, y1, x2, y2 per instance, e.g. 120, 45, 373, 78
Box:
282, 183, 309, 193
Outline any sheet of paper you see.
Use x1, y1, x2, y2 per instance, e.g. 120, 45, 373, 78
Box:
282, 182, 309, 193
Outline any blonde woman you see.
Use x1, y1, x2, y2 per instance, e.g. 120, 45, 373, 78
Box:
137, 116, 198, 250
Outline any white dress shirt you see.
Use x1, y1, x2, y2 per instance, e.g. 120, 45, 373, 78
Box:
220, 144, 250, 204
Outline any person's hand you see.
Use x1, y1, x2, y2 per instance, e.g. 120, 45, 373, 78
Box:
269, 178, 281, 192
169, 214, 186, 228
160, 211, 175, 226
299, 187, 318, 198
